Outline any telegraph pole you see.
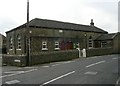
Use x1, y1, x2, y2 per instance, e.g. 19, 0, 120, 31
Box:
27, 0, 29, 25
26, 0, 31, 66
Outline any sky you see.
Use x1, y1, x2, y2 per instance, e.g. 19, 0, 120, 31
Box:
0, 0, 119, 36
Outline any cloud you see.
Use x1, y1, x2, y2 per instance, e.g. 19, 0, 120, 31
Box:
0, 0, 118, 35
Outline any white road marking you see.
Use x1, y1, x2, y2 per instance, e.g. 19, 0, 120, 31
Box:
62, 61, 75, 64
41, 71, 75, 86
63, 61, 72, 64
84, 71, 97, 75
24, 69, 38, 73
116, 77, 120, 85
86, 60, 105, 68
18, 68, 23, 69
5, 80, 20, 84
4, 71, 25, 74
0, 75, 9, 78
1, 69, 37, 78
91, 57, 97, 59
112, 58, 117, 60
52, 64, 60, 67
24, 67, 36, 69
51, 61, 75, 67
42, 66, 49, 68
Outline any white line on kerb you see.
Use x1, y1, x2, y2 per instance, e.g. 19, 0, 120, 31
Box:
86, 60, 105, 68
5, 80, 20, 84
41, 71, 75, 86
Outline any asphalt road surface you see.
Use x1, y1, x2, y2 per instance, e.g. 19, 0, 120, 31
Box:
1, 54, 120, 86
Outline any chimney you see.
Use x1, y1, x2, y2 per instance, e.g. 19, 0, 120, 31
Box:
90, 19, 94, 27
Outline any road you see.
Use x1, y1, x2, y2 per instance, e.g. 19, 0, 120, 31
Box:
1, 54, 120, 86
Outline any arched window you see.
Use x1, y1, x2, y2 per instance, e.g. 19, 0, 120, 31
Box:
17, 34, 21, 50
88, 36, 93, 49
9, 37, 13, 50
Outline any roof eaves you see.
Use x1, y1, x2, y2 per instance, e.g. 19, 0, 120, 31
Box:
111, 33, 118, 39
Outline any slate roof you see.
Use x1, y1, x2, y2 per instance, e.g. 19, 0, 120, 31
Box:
6, 18, 108, 33
95, 33, 117, 41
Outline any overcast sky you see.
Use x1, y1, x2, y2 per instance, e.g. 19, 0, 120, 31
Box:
0, 0, 119, 36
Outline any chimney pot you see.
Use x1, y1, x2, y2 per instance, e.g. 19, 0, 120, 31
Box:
90, 19, 94, 26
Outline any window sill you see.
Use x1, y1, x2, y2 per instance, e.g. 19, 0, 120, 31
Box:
88, 47, 93, 49
42, 48, 48, 51
55, 48, 60, 50
16, 49, 21, 50
9, 49, 13, 51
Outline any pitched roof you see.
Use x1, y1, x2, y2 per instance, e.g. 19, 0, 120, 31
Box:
95, 33, 117, 41
6, 18, 108, 33
0, 33, 6, 38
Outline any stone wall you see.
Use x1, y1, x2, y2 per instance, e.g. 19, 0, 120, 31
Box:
3, 50, 78, 66
86, 47, 113, 57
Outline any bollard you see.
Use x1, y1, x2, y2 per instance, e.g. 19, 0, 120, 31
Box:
76, 48, 81, 58
82, 48, 86, 57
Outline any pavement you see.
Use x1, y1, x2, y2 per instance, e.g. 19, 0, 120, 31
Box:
1, 54, 120, 86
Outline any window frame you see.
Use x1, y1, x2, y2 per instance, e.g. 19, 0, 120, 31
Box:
42, 41, 48, 51
101, 41, 107, 48
54, 41, 60, 50
76, 42, 79, 49
16, 34, 22, 50
9, 37, 13, 50
88, 36, 93, 49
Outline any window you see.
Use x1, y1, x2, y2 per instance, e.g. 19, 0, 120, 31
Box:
42, 41, 48, 50
88, 36, 93, 49
101, 41, 107, 48
17, 35, 21, 50
9, 37, 13, 50
59, 30, 63, 33
55, 41, 60, 50
76, 43, 79, 48
73, 43, 79, 49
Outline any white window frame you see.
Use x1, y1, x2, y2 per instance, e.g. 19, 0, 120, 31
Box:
76, 43, 79, 49
101, 41, 107, 48
17, 35, 21, 50
42, 41, 48, 50
55, 41, 60, 50
88, 38, 93, 49
59, 30, 63, 33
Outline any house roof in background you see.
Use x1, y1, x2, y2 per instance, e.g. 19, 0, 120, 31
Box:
6, 18, 108, 33
0, 33, 6, 38
95, 33, 119, 41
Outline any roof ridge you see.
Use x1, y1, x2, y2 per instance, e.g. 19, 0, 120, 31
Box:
6, 18, 108, 33
33, 18, 89, 26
